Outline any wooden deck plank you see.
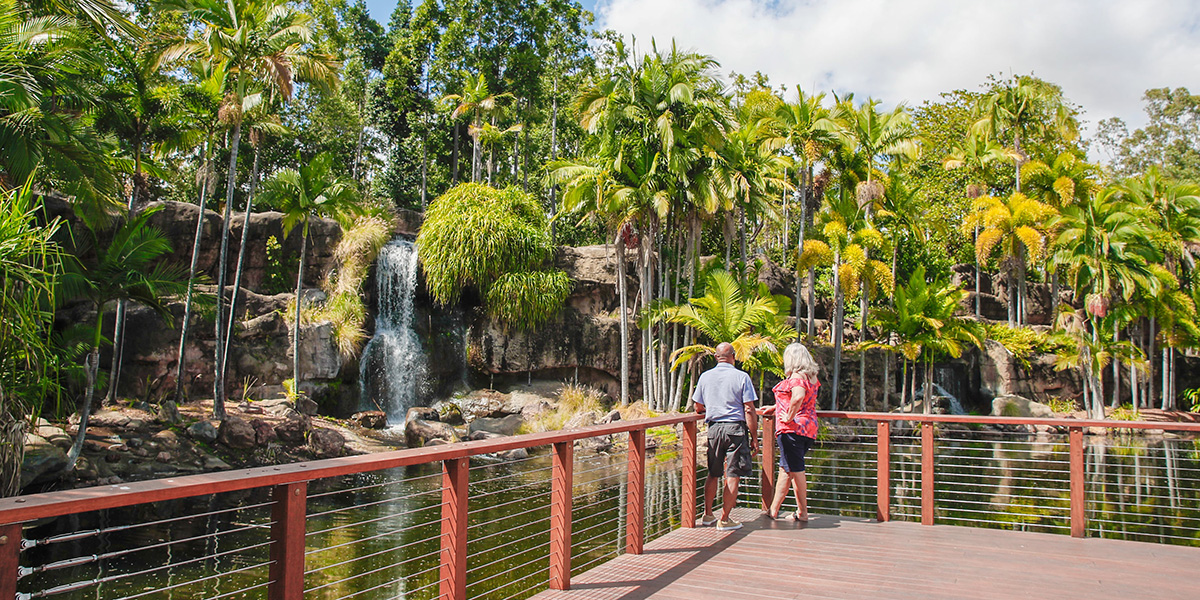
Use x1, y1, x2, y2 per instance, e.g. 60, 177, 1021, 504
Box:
533, 508, 1197, 600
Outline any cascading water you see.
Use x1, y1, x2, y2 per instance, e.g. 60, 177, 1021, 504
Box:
360, 239, 427, 425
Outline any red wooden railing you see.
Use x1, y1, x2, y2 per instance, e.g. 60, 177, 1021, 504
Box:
759, 411, 1200, 538
0, 414, 702, 600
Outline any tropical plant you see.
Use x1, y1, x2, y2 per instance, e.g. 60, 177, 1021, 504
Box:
972, 74, 1080, 192
0, 178, 62, 495
57, 206, 190, 469
962, 191, 1057, 325
870, 267, 984, 413
443, 72, 515, 183
665, 270, 782, 368
260, 151, 361, 396
162, 0, 339, 414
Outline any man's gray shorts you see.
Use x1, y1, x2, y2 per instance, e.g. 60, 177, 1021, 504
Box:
706, 421, 752, 478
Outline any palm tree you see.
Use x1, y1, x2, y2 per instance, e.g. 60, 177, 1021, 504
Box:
444, 72, 514, 183
0, 0, 121, 219
1051, 190, 1161, 417
872, 268, 984, 413
58, 206, 190, 469
167, 58, 225, 418
943, 132, 1017, 315
972, 75, 1079, 193
163, 0, 338, 417
666, 270, 781, 367
962, 192, 1057, 325
762, 88, 840, 329
260, 152, 361, 389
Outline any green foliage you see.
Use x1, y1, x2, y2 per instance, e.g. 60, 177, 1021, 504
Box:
1096, 88, 1200, 182
418, 183, 568, 329
1182, 388, 1200, 414
1046, 396, 1078, 414
1111, 404, 1140, 421
485, 270, 573, 330
262, 235, 296, 294
985, 323, 1065, 364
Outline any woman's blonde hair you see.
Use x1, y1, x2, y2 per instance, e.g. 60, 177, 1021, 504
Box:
783, 343, 819, 381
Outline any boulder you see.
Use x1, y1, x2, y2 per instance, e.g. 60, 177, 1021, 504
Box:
21, 436, 68, 489
459, 391, 507, 419
250, 419, 278, 446
156, 451, 173, 463
217, 416, 257, 449
405, 419, 458, 447
35, 424, 72, 449
599, 409, 622, 424
295, 322, 341, 381
469, 430, 505, 441
258, 398, 295, 417
503, 392, 554, 419
351, 411, 388, 429
564, 410, 601, 430
294, 395, 319, 416
309, 428, 345, 457
755, 255, 795, 298
152, 430, 180, 449
274, 415, 311, 444
406, 406, 439, 424
187, 420, 220, 443
992, 395, 1056, 419
88, 410, 131, 429
494, 448, 529, 461
469, 414, 524, 437
433, 401, 465, 425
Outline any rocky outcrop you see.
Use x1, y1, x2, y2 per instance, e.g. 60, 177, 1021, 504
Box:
144, 201, 342, 294
992, 395, 1056, 418
405, 419, 457, 447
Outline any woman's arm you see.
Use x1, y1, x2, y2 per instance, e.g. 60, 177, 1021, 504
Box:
783, 385, 803, 422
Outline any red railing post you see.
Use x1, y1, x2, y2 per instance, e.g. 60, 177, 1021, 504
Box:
877, 420, 890, 522
549, 441, 574, 590
0, 522, 21, 600
921, 421, 935, 526
441, 458, 469, 600
268, 482, 307, 600
626, 429, 646, 555
682, 420, 697, 528
1069, 426, 1086, 538
760, 416, 775, 511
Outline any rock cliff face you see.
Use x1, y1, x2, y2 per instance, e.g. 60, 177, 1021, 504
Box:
461, 245, 639, 400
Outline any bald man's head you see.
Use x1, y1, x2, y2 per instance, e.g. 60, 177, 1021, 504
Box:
714, 342, 735, 363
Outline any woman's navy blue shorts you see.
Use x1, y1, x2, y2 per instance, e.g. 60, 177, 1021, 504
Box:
777, 433, 814, 473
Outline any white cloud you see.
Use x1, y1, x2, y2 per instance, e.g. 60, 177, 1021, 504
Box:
594, 0, 1200, 142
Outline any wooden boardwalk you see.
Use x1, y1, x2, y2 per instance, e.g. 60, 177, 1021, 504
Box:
533, 508, 1198, 600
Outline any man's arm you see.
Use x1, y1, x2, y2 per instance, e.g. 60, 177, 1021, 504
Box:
744, 401, 758, 453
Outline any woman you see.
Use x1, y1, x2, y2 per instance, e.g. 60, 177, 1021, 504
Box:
759, 342, 819, 521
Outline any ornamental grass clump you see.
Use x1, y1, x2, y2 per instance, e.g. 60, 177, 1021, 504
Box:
418, 183, 569, 329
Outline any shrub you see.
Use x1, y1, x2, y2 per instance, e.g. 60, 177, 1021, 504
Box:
1046, 396, 1077, 414
418, 183, 569, 329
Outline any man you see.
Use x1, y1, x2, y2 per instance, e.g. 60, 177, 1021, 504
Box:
693, 342, 758, 531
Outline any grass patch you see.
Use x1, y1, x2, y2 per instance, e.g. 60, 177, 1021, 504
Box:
521, 384, 606, 434
1046, 396, 1077, 414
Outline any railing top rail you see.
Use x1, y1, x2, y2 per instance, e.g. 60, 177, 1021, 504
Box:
0, 413, 701, 526
817, 410, 1200, 432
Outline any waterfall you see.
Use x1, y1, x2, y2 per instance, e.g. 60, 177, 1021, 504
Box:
360, 239, 427, 425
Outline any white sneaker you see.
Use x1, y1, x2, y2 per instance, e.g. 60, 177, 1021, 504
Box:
716, 519, 743, 531
700, 513, 718, 526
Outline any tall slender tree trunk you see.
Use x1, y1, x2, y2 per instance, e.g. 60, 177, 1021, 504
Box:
859, 287, 868, 411
293, 220, 310, 389
214, 121, 243, 420
106, 302, 127, 404
549, 78, 559, 239
974, 226, 981, 316
452, 123, 460, 184
900, 358, 908, 409
615, 236, 629, 406
832, 249, 843, 411
1148, 316, 1156, 403
171, 140, 212, 417
807, 268, 816, 338
221, 145, 262, 389
795, 171, 807, 333
1162, 347, 1170, 410
923, 357, 934, 414
68, 311, 104, 469
1111, 327, 1120, 409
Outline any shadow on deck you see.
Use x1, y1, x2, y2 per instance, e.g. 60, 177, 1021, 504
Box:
532, 507, 1196, 600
